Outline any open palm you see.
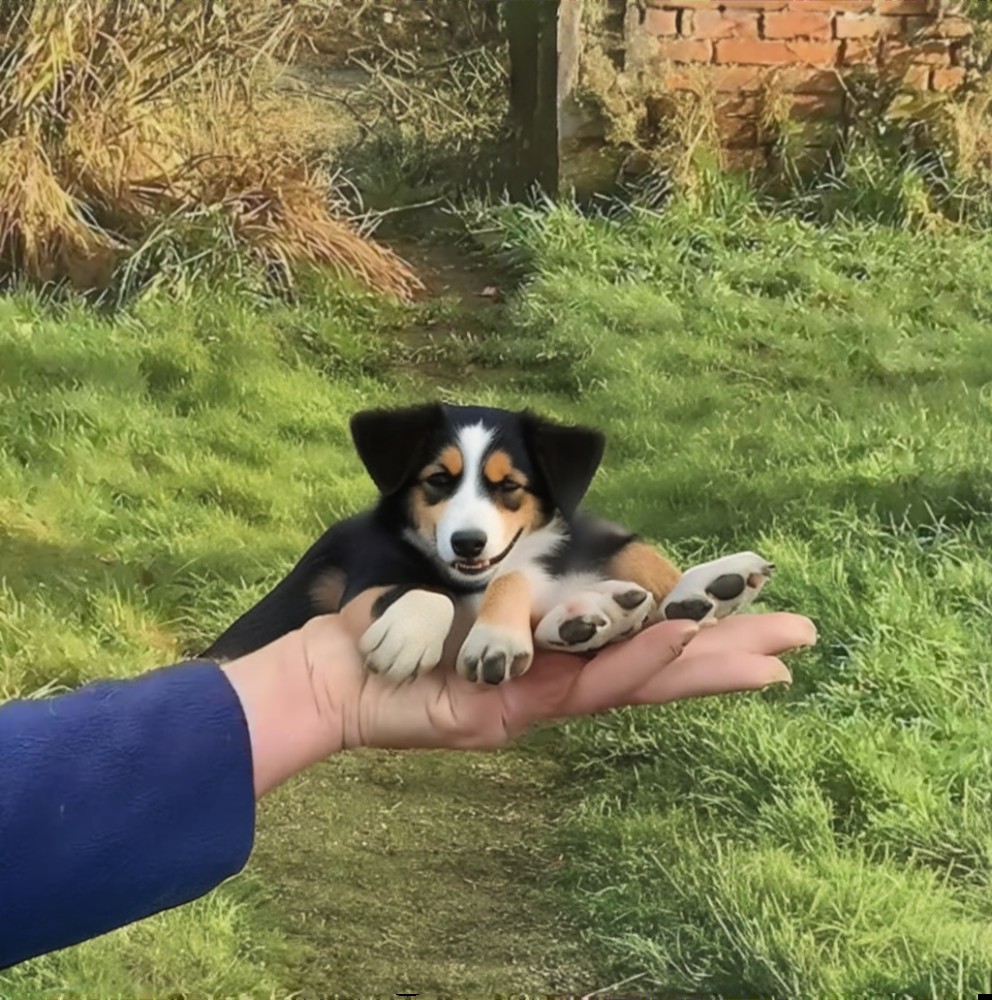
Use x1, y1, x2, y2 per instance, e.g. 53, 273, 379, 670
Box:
303, 613, 816, 752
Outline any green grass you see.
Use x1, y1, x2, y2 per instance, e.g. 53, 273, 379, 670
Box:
466, 192, 992, 995
3, 187, 992, 996
0, 269, 591, 997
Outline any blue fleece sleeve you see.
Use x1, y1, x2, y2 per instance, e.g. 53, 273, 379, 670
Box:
0, 660, 256, 968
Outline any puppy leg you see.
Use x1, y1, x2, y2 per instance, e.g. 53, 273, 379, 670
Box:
457, 571, 534, 685
351, 585, 456, 683
534, 541, 678, 653
533, 577, 657, 653
658, 551, 774, 623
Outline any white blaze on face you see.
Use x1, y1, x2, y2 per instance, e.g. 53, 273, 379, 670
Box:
435, 422, 506, 565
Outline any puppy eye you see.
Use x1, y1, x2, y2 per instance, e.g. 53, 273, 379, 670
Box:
499, 478, 523, 493
425, 472, 454, 489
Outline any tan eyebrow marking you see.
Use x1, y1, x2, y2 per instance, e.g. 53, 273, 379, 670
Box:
484, 449, 527, 486
420, 445, 464, 479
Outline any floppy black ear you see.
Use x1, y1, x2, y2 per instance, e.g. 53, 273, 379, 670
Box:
349, 403, 444, 496
521, 411, 606, 520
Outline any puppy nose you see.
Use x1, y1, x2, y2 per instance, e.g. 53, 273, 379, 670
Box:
451, 529, 487, 559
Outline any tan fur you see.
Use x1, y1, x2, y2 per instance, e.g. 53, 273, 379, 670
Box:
309, 569, 347, 613
606, 541, 682, 604
410, 446, 465, 544
484, 448, 544, 538
483, 450, 516, 484
438, 445, 463, 477
476, 570, 532, 637
337, 586, 390, 644
410, 486, 439, 543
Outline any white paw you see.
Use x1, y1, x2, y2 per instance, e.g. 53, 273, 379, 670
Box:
457, 622, 533, 685
534, 580, 656, 653
358, 590, 455, 682
659, 551, 774, 624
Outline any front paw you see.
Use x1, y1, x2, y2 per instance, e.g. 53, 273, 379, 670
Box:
358, 591, 455, 682
457, 622, 533, 685
660, 551, 774, 624
534, 580, 656, 653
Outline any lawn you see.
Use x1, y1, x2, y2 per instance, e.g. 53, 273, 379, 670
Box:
2, 189, 992, 997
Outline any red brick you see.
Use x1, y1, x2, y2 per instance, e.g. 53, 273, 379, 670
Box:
717, 93, 760, 117
657, 37, 714, 62
778, 66, 844, 93
841, 37, 881, 64
764, 10, 832, 39
931, 66, 966, 90
881, 37, 950, 74
717, 114, 759, 148
885, 63, 932, 87
711, 65, 770, 92
644, 8, 679, 37
660, 68, 704, 91
790, 92, 844, 120
693, 9, 760, 39
715, 38, 839, 66
655, 0, 782, 7
905, 15, 972, 39
783, 0, 872, 9
834, 14, 904, 38
877, 0, 933, 12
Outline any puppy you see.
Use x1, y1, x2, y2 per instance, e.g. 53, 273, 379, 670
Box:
201, 403, 773, 684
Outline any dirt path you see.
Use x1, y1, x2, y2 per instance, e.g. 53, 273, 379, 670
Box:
248, 234, 592, 996
252, 744, 590, 995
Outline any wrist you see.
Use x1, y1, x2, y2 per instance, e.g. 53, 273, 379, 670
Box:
220, 626, 347, 798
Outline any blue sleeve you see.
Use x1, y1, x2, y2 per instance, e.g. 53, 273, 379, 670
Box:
0, 660, 256, 968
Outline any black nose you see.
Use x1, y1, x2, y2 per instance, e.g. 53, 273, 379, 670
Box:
451, 530, 487, 559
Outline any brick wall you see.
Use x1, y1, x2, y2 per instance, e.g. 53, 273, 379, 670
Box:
593, 0, 975, 173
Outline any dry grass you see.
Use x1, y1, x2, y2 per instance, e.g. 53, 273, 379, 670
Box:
0, 0, 422, 299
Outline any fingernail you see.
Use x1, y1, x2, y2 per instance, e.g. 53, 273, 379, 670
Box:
762, 665, 793, 689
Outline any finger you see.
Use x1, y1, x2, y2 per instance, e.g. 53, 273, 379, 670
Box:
557, 618, 701, 717
683, 612, 817, 658
626, 650, 792, 707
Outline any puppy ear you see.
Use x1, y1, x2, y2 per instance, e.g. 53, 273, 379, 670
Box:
350, 403, 444, 496
521, 411, 606, 519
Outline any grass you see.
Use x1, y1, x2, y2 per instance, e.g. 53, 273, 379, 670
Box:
0, 266, 590, 997
2, 184, 992, 996
466, 190, 992, 995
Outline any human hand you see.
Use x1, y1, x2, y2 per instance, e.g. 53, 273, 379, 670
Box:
223, 611, 815, 796
303, 610, 816, 751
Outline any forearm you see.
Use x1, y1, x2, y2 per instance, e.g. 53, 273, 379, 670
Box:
0, 661, 255, 969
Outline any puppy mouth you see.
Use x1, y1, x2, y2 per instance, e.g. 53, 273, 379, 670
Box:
452, 529, 523, 576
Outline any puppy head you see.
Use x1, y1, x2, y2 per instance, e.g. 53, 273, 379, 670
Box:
350, 404, 606, 585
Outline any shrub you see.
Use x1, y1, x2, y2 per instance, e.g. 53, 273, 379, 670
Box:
0, 0, 422, 299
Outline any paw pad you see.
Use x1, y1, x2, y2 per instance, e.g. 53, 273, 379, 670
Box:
559, 614, 608, 645
535, 580, 656, 654
614, 588, 649, 610
661, 551, 774, 624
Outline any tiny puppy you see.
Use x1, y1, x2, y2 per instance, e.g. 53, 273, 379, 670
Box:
202, 403, 774, 683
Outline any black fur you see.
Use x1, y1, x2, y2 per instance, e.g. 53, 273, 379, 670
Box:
200, 404, 611, 662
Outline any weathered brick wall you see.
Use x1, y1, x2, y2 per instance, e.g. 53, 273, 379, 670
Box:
559, 0, 976, 185
632, 0, 973, 166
